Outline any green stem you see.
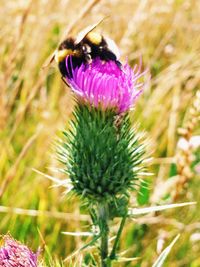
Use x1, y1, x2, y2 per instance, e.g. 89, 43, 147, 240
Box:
98, 203, 111, 267
109, 212, 128, 260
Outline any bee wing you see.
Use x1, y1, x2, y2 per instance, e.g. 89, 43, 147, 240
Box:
75, 17, 107, 44
104, 36, 120, 60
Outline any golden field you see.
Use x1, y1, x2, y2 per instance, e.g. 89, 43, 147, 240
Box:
0, 0, 200, 266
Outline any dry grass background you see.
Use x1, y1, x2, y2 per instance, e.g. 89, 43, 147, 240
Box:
0, 0, 200, 266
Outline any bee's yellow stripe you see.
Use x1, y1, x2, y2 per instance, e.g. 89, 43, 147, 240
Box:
55, 49, 74, 63
86, 32, 102, 45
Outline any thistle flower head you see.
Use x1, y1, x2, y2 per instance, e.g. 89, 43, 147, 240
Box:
59, 53, 147, 205
65, 57, 146, 113
0, 235, 38, 267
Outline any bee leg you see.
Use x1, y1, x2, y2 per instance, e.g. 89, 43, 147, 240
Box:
116, 60, 122, 70
82, 44, 92, 64
85, 54, 92, 64
61, 76, 70, 87
82, 44, 91, 54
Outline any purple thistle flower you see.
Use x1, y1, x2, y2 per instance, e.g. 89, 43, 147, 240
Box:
0, 235, 38, 267
65, 57, 147, 113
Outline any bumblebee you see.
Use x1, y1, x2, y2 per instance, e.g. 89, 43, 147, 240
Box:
54, 21, 121, 79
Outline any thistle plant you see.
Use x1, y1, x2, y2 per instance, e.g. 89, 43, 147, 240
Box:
57, 55, 147, 266
51, 36, 198, 266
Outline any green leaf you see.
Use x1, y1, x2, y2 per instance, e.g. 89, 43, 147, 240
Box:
152, 234, 180, 267
137, 180, 149, 205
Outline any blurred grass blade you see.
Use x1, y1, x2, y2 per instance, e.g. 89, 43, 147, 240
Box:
128, 202, 196, 216
33, 168, 72, 188
64, 235, 100, 262
62, 231, 95, 237
117, 257, 140, 262
152, 234, 180, 267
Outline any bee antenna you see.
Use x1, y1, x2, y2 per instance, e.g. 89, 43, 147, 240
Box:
42, 53, 55, 69
87, 16, 109, 34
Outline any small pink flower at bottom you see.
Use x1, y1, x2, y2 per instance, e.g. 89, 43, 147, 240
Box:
65, 57, 147, 113
0, 235, 38, 267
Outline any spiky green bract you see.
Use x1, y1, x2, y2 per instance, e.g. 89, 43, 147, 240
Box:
59, 103, 144, 206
